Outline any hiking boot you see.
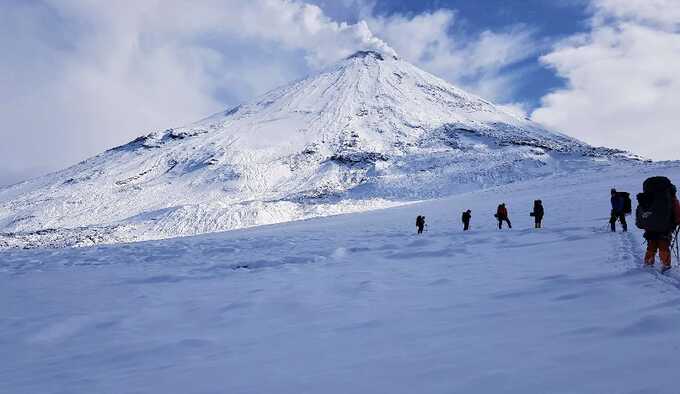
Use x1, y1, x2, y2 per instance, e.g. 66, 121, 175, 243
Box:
661, 265, 672, 273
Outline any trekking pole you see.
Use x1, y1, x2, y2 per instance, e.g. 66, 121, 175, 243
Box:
671, 227, 679, 259
674, 227, 680, 259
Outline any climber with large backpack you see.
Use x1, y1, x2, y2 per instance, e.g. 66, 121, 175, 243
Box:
462, 210, 472, 231
610, 188, 631, 232
416, 215, 426, 234
495, 203, 512, 229
530, 200, 544, 229
636, 177, 680, 272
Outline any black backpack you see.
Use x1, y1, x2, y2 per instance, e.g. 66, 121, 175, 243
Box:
532, 200, 544, 217
617, 192, 632, 215
636, 177, 676, 232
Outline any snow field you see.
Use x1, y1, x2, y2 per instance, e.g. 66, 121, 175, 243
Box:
3, 162, 680, 393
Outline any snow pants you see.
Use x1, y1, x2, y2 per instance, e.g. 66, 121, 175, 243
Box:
610, 212, 627, 232
645, 239, 671, 268
463, 221, 470, 231
534, 216, 543, 229
417, 225, 424, 234
498, 218, 512, 229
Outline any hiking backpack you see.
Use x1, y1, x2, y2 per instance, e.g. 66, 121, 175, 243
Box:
618, 192, 632, 215
636, 177, 676, 232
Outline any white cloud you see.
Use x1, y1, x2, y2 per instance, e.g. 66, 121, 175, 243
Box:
592, 0, 680, 30
532, 0, 680, 160
364, 9, 540, 102
0, 0, 398, 185
0, 0, 539, 185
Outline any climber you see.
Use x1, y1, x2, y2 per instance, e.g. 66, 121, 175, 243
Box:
610, 188, 630, 232
636, 177, 680, 272
462, 210, 471, 231
416, 215, 426, 234
495, 203, 512, 229
531, 200, 544, 228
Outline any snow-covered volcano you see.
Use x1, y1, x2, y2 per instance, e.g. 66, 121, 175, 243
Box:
0, 50, 632, 247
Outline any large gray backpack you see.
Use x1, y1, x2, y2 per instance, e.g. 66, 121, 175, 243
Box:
636, 177, 676, 233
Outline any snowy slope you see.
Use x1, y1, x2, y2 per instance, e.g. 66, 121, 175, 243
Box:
3, 161, 680, 393
0, 50, 634, 248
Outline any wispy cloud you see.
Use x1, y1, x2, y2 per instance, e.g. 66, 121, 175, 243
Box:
364, 9, 540, 102
1, 0, 542, 185
0, 0, 398, 185
532, 0, 680, 160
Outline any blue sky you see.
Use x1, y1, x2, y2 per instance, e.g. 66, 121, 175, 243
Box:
1, 0, 679, 186
319, 0, 591, 107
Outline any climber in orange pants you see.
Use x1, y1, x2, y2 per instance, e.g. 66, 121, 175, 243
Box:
636, 177, 680, 272
645, 239, 672, 267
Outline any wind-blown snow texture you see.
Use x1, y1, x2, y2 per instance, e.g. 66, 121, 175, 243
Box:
0, 51, 634, 248
3, 162, 680, 393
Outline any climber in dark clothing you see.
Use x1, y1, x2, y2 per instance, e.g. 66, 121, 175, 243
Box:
610, 188, 628, 232
416, 215, 425, 234
531, 200, 544, 228
496, 203, 512, 229
462, 210, 471, 231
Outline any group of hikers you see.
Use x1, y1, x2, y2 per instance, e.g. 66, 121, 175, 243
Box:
415, 200, 544, 234
415, 176, 680, 273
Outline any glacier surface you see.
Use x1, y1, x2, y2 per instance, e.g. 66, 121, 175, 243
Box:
2, 162, 680, 393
